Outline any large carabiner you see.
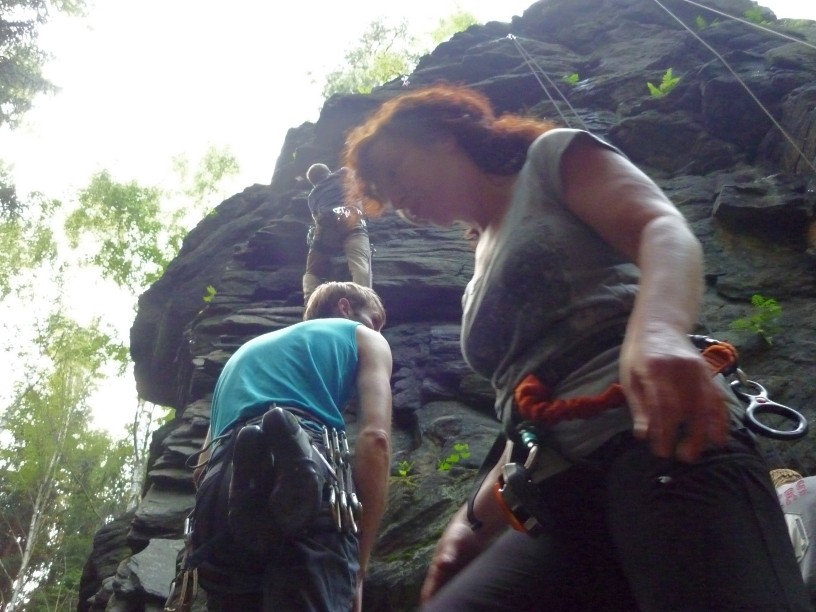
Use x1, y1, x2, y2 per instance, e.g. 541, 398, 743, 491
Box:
730, 379, 809, 441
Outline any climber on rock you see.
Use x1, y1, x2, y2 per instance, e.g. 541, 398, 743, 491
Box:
302, 164, 372, 304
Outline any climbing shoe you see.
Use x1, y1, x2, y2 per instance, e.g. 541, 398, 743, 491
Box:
261, 407, 325, 535
228, 424, 274, 554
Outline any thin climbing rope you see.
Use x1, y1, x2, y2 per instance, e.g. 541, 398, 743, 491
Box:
508, 0, 816, 175
650, 0, 816, 176
506, 34, 588, 130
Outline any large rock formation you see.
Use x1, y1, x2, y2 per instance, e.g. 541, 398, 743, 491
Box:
79, 0, 816, 609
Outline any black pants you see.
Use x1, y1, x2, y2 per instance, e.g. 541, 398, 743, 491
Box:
198, 414, 360, 612
205, 522, 359, 612
424, 432, 811, 611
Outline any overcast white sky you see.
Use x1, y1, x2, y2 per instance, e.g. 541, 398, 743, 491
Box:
0, 0, 814, 435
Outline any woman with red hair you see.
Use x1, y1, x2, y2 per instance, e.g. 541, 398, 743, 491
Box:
344, 84, 809, 611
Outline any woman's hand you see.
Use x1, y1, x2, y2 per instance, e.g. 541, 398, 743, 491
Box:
562, 137, 728, 463
421, 513, 488, 603
621, 326, 728, 463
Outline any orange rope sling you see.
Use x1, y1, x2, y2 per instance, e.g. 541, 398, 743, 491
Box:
514, 341, 739, 425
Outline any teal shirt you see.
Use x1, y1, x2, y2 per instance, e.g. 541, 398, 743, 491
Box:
209, 318, 361, 437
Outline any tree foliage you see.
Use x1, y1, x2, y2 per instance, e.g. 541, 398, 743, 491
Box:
0, 312, 130, 611
64, 146, 239, 294
173, 144, 240, 208
0, 0, 87, 129
64, 171, 169, 293
0, 164, 58, 299
321, 10, 477, 99
429, 10, 478, 46
322, 18, 418, 99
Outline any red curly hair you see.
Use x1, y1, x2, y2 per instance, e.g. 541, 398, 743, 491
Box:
343, 84, 556, 216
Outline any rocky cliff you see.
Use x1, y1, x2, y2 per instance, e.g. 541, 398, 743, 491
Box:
79, 0, 816, 609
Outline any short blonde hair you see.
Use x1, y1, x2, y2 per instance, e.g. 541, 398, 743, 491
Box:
770, 468, 803, 488
303, 281, 386, 325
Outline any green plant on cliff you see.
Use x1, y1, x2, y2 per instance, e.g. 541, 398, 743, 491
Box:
203, 285, 217, 303
744, 7, 771, 26
647, 68, 681, 98
391, 459, 418, 487
730, 293, 782, 345
437, 442, 471, 472
562, 73, 580, 86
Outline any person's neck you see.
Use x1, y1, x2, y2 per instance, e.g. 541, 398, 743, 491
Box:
472, 173, 516, 232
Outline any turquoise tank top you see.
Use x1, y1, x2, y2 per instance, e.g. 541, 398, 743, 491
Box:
209, 318, 361, 437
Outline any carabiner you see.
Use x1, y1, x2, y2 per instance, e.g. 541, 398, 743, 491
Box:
730, 379, 809, 441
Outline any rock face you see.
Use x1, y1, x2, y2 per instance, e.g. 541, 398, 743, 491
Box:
79, 0, 816, 610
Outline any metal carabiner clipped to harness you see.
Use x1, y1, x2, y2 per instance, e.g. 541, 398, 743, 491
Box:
730, 375, 809, 441
493, 430, 554, 536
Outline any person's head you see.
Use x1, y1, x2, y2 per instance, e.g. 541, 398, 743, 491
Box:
306, 163, 332, 187
770, 468, 803, 488
303, 281, 386, 331
344, 84, 556, 217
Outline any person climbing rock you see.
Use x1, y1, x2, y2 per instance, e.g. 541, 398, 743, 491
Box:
302, 164, 372, 303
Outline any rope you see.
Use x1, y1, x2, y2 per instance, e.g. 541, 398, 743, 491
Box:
678, 0, 816, 53
649, 0, 816, 177
506, 34, 589, 130
507, 0, 816, 176
514, 339, 740, 424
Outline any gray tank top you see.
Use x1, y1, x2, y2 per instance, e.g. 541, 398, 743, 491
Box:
461, 129, 639, 455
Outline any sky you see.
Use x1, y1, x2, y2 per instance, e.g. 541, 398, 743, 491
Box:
1, 0, 815, 435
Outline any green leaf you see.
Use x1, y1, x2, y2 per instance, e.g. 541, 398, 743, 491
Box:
647, 82, 663, 97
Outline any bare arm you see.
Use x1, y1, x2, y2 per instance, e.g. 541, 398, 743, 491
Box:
561, 137, 728, 462
353, 326, 393, 575
421, 443, 511, 603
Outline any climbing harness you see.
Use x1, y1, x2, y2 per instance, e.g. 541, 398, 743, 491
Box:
513, 334, 807, 439
491, 334, 809, 536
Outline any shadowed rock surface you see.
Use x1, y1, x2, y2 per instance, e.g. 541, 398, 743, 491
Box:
79, 0, 816, 609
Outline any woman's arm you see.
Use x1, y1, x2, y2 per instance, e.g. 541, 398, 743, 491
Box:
421, 443, 511, 602
561, 137, 728, 462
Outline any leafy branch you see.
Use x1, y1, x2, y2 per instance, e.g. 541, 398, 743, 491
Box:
437, 443, 471, 472
647, 68, 681, 98
730, 293, 782, 345
562, 73, 580, 86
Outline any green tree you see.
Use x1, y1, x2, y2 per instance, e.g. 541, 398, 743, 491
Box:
0, 0, 88, 129
64, 171, 169, 293
64, 146, 239, 294
321, 10, 478, 99
322, 18, 419, 98
172, 145, 240, 210
0, 165, 58, 299
0, 312, 129, 611
429, 10, 478, 45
